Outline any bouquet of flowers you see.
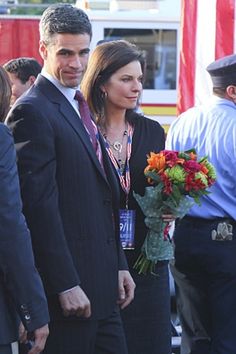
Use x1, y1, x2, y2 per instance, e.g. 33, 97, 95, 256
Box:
133, 149, 216, 275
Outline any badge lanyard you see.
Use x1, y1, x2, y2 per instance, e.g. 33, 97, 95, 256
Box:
103, 123, 135, 249
103, 123, 134, 208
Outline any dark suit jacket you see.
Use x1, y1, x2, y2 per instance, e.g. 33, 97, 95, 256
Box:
0, 124, 49, 344
6, 75, 128, 321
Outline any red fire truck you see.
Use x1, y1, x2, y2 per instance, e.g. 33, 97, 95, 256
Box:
0, 8, 180, 128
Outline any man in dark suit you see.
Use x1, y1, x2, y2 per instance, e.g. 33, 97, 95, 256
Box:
0, 123, 49, 354
6, 4, 135, 354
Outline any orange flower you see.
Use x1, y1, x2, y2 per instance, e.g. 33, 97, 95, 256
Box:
147, 152, 166, 172
176, 158, 185, 165
144, 165, 151, 174
189, 152, 197, 160
200, 164, 209, 175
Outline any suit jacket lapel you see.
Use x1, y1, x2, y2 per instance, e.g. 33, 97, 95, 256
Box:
35, 75, 107, 183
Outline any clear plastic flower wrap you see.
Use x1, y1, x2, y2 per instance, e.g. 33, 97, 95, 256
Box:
133, 149, 216, 275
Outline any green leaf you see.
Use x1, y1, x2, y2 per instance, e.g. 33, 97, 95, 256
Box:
184, 148, 197, 154
145, 170, 162, 183
178, 152, 191, 160
170, 184, 182, 205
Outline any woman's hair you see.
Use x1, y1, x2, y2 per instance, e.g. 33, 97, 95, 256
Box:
0, 66, 11, 122
80, 39, 146, 120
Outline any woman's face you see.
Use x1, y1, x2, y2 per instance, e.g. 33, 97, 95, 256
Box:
101, 60, 143, 112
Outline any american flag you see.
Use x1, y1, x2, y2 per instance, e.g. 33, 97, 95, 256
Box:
178, 0, 235, 114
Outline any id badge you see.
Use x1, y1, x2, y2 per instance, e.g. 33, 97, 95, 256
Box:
119, 209, 136, 249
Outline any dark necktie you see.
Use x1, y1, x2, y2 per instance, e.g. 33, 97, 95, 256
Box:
75, 90, 97, 150
75, 91, 104, 167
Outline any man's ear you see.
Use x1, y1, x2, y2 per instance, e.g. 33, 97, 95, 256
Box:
28, 75, 37, 85
39, 40, 47, 60
226, 85, 236, 100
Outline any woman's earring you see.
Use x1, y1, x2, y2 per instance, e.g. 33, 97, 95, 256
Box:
103, 91, 108, 99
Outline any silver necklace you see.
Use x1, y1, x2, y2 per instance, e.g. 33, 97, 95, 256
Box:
112, 141, 123, 153
102, 128, 128, 172
102, 126, 128, 151
105, 131, 127, 153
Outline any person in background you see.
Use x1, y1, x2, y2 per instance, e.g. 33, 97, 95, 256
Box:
81, 39, 172, 354
3, 57, 41, 105
0, 66, 49, 354
0, 67, 11, 122
6, 5, 135, 354
166, 53, 236, 354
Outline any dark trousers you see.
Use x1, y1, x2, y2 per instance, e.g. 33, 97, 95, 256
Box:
172, 217, 236, 354
0, 344, 12, 354
42, 305, 128, 354
121, 261, 172, 354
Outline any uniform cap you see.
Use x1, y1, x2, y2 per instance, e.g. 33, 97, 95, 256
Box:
206, 53, 236, 87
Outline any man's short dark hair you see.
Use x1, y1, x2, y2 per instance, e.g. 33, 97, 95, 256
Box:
3, 57, 42, 84
39, 3, 92, 45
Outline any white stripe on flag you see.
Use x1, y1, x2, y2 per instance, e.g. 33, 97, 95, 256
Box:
234, 2, 236, 52
178, 0, 236, 114
195, 0, 217, 106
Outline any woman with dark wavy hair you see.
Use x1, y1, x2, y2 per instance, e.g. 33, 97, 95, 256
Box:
81, 40, 173, 354
0, 66, 11, 121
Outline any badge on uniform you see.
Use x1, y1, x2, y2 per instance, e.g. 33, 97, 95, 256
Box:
119, 209, 136, 249
211, 222, 233, 241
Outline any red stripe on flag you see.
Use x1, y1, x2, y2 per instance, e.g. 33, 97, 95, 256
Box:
177, 0, 197, 115
215, 0, 235, 59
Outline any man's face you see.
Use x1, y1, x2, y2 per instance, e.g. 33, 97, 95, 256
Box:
7, 72, 32, 105
40, 33, 91, 88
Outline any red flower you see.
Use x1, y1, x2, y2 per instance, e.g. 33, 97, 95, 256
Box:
184, 160, 201, 173
162, 150, 178, 160
185, 173, 206, 191
162, 150, 185, 167
160, 172, 173, 195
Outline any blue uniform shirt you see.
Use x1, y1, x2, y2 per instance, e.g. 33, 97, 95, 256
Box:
166, 96, 236, 219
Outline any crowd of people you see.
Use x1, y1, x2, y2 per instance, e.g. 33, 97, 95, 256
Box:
1, 3, 236, 354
